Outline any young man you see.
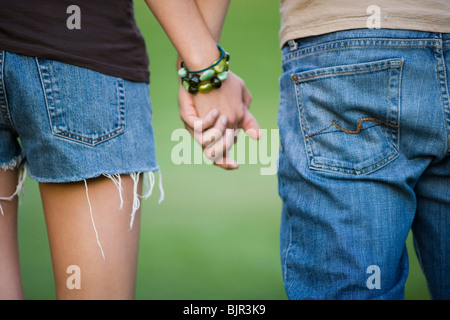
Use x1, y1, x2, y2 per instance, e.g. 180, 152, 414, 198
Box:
180, 0, 450, 299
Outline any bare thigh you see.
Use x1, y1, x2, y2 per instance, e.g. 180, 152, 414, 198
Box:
0, 167, 23, 300
39, 174, 143, 300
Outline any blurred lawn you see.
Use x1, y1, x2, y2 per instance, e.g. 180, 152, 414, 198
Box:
17, 0, 430, 300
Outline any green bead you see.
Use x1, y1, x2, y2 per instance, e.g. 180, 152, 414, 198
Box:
178, 68, 187, 77
182, 80, 190, 91
217, 71, 228, 81
213, 59, 227, 74
199, 69, 215, 81
198, 82, 213, 93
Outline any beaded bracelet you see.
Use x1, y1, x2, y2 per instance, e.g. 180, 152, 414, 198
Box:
178, 45, 230, 94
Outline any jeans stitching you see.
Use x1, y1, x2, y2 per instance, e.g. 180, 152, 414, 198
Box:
0, 51, 16, 130
0, 51, 7, 125
38, 58, 126, 146
283, 38, 437, 62
304, 118, 399, 139
294, 60, 401, 175
35, 57, 56, 140
433, 40, 450, 154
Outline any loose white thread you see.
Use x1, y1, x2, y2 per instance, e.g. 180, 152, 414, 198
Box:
104, 171, 165, 231
0, 165, 27, 216
84, 179, 105, 260
129, 172, 141, 230
140, 171, 155, 200
103, 173, 124, 210
157, 169, 164, 204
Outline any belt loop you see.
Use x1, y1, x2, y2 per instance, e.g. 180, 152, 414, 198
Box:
288, 39, 298, 51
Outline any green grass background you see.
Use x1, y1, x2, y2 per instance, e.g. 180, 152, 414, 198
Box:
16, 0, 430, 300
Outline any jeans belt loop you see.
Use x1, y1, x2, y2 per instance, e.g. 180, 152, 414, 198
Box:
288, 39, 298, 51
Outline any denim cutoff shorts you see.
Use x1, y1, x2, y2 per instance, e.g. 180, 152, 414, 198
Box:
0, 51, 159, 183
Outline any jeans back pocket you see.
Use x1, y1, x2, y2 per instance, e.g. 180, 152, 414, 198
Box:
293, 58, 403, 175
37, 58, 126, 146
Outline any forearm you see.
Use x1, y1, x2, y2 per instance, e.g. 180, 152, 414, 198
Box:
175, 0, 231, 67
145, 0, 219, 70
195, 0, 231, 43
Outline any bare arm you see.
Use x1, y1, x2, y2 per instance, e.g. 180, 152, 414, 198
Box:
146, 0, 259, 169
145, 0, 219, 70
196, 0, 230, 42
195, 0, 230, 43
175, 0, 230, 66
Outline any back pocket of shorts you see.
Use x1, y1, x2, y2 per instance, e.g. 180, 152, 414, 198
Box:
37, 58, 125, 146
293, 58, 403, 175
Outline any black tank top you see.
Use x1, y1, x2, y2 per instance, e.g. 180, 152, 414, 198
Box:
0, 0, 149, 83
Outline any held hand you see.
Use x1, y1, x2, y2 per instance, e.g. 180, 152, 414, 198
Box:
179, 85, 238, 169
191, 71, 260, 136
178, 75, 261, 169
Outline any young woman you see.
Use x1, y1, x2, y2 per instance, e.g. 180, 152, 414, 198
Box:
0, 0, 258, 299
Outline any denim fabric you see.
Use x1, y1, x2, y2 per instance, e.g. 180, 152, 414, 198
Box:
278, 29, 450, 299
0, 51, 158, 182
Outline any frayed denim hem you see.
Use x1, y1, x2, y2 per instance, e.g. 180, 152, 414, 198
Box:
0, 157, 26, 216
0, 165, 164, 260
84, 170, 164, 260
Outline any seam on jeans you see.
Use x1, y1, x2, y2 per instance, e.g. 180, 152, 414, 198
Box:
283, 208, 294, 286
440, 46, 450, 154
394, 57, 402, 154
49, 64, 126, 145
51, 79, 125, 145
0, 51, 7, 125
293, 65, 395, 83
304, 122, 384, 138
286, 44, 433, 62
36, 57, 56, 138
37, 58, 127, 146
283, 39, 436, 63
284, 37, 437, 56
0, 51, 16, 130
310, 150, 399, 175
294, 59, 402, 175
304, 118, 399, 139
294, 71, 314, 162
433, 42, 450, 154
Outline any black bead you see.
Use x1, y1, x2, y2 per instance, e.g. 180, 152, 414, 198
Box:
188, 86, 198, 94
189, 75, 200, 87
225, 52, 230, 61
211, 77, 222, 89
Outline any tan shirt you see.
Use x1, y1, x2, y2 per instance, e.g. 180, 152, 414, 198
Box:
280, 0, 450, 47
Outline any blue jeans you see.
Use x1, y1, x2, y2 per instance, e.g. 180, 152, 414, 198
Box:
278, 29, 450, 299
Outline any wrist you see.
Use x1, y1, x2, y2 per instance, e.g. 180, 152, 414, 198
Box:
178, 45, 230, 94
180, 41, 220, 71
